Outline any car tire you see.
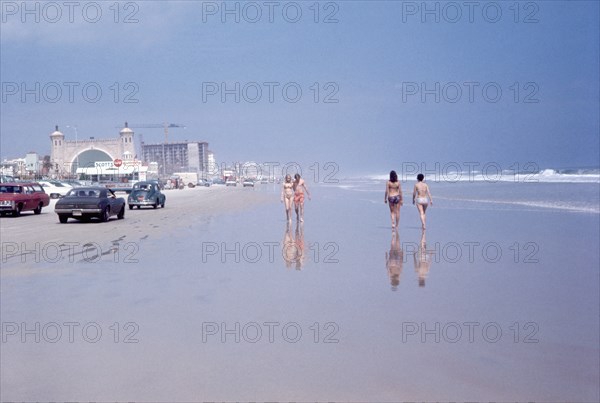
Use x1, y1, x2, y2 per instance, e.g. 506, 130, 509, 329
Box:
12, 205, 22, 217
58, 215, 68, 223
129, 205, 133, 210
101, 207, 110, 222
117, 205, 125, 219
161, 199, 165, 208
153, 201, 158, 209
33, 203, 43, 215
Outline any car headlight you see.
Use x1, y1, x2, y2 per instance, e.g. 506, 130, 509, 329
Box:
0, 200, 14, 207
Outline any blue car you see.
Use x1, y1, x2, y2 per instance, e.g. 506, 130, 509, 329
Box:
128, 181, 166, 210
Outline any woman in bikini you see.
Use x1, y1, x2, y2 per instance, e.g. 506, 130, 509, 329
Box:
412, 173, 433, 230
384, 170, 403, 229
280, 174, 294, 222
293, 174, 310, 222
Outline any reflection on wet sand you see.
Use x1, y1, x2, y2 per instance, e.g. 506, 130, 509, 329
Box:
283, 221, 305, 270
385, 229, 403, 291
413, 230, 433, 287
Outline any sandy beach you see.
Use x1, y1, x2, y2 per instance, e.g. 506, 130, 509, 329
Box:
1, 180, 599, 401
1, 186, 271, 274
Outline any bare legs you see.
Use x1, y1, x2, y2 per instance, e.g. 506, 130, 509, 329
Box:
295, 201, 304, 222
417, 203, 428, 230
388, 202, 400, 228
284, 196, 292, 222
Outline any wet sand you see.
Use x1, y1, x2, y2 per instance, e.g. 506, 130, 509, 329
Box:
1, 183, 599, 401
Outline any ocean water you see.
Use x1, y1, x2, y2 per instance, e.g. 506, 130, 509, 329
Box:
332, 171, 600, 215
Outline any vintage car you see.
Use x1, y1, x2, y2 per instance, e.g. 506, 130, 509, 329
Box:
38, 180, 72, 199
127, 181, 166, 209
0, 182, 50, 216
54, 187, 125, 223
242, 179, 255, 187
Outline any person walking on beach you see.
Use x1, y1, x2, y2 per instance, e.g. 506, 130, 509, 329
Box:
384, 170, 403, 229
293, 173, 310, 222
412, 173, 433, 230
281, 174, 294, 222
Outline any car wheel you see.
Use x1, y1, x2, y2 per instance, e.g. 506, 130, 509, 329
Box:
58, 215, 68, 223
153, 201, 158, 209
137, 205, 141, 209
12, 205, 22, 217
33, 203, 43, 214
101, 207, 110, 222
117, 205, 125, 219
161, 199, 165, 208
129, 205, 133, 210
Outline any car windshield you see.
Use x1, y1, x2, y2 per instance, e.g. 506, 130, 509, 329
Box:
134, 183, 152, 190
70, 189, 101, 197
0, 186, 22, 193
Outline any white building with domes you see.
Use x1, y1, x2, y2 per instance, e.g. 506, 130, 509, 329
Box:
50, 123, 138, 177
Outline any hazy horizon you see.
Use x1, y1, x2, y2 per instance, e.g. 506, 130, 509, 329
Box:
1, 1, 599, 174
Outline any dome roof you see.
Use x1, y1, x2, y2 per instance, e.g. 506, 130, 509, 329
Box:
50, 125, 64, 137
120, 122, 134, 135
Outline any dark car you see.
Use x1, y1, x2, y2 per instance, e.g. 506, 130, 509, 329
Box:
127, 181, 166, 209
0, 182, 50, 216
54, 187, 125, 223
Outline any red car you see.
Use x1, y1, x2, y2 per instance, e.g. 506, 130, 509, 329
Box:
0, 182, 50, 217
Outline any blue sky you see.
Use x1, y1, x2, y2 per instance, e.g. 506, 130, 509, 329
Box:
1, 0, 598, 176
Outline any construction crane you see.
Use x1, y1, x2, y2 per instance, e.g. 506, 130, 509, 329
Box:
116, 121, 186, 143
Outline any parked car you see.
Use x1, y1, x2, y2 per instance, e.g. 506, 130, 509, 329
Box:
127, 181, 166, 209
212, 178, 226, 185
243, 179, 255, 187
226, 178, 237, 187
54, 187, 125, 223
0, 182, 50, 216
38, 180, 71, 199
197, 178, 212, 187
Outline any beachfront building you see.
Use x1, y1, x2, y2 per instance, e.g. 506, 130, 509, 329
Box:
49, 124, 140, 180
1, 158, 25, 179
25, 152, 41, 176
141, 141, 209, 176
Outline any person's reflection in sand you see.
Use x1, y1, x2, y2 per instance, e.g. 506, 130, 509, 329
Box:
385, 229, 404, 291
295, 222, 305, 269
282, 221, 305, 270
413, 229, 433, 287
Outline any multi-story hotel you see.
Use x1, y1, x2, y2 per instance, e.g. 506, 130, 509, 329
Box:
141, 141, 209, 175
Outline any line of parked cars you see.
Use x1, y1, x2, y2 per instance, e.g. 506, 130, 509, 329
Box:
1, 180, 168, 223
